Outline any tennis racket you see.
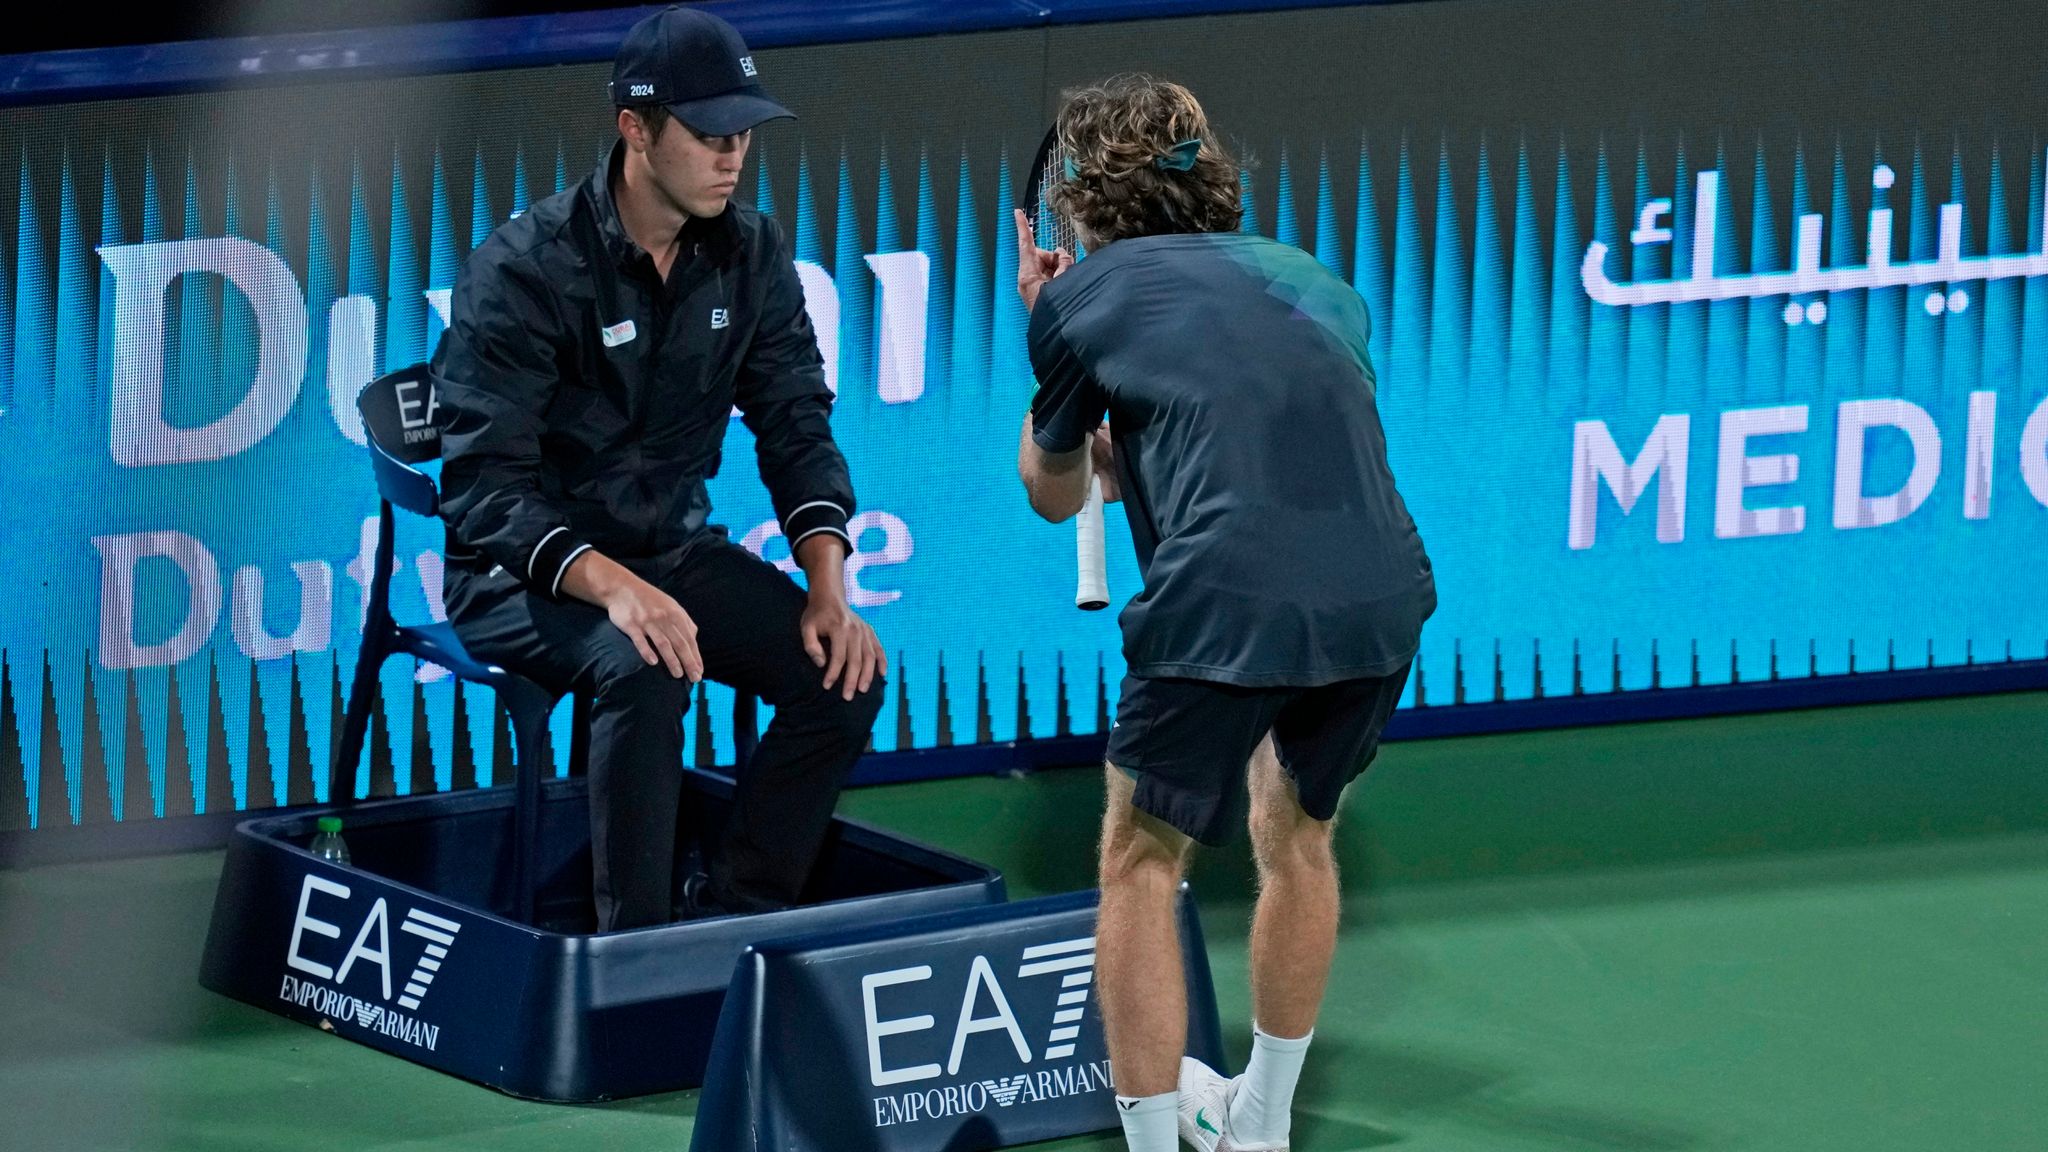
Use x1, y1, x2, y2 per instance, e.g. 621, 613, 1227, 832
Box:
1022, 125, 1111, 612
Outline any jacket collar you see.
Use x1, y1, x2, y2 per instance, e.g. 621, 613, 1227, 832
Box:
586, 139, 743, 277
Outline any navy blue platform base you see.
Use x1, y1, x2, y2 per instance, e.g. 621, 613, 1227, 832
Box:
692, 888, 1226, 1152
198, 771, 1006, 1102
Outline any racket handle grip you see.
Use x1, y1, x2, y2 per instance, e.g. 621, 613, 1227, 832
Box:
1076, 475, 1110, 611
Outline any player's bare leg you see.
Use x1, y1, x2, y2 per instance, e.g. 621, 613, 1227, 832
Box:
1228, 734, 1340, 1147
1246, 735, 1340, 1035
1096, 763, 1195, 1150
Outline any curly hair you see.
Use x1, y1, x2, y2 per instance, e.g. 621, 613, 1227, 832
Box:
1049, 74, 1242, 246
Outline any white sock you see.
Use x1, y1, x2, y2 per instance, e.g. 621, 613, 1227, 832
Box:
1230, 1024, 1313, 1145
1114, 1090, 1178, 1152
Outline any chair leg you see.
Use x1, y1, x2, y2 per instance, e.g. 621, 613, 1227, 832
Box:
332, 639, 387, 805
502, 683, 554, 927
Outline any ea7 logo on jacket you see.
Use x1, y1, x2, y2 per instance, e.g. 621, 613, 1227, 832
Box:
710, 308, 731, 330
278, 874, 464, 1050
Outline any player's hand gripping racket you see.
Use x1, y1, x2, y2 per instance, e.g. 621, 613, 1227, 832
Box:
1022, 126, 1111, 611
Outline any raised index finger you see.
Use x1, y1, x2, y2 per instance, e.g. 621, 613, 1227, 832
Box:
1013, 208, 1038, 268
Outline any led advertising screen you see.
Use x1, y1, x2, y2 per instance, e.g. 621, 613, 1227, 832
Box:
1, 0, 2043, 833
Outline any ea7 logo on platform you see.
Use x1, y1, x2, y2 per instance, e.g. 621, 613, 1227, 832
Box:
861, 936, 1113, 1127
277, 874, 462, 1052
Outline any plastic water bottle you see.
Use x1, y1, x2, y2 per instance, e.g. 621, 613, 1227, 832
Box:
309, 816, 351, 867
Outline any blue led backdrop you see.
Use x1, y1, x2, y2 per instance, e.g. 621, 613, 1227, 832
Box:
1, 0, 2043, 832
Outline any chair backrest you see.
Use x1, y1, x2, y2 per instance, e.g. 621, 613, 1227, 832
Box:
357, 363, 442, 517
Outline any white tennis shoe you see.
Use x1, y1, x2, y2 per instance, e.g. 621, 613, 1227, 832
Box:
1177, 1057, 1287, 1152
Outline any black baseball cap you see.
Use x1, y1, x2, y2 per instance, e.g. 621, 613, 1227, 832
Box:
609, 6, 794, 136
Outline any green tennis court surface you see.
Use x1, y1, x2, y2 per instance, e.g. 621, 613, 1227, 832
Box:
4, 692, 2045, 1151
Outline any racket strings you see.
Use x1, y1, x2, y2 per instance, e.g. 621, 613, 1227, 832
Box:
1036, 142, 1079, 256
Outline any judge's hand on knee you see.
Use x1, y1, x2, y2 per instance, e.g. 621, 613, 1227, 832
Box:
561, 551, 704, 682
802, 594, 884, 702
793, 532, 886, 702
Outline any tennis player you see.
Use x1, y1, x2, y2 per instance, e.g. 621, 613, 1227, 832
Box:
1013, 74, 1436, 1152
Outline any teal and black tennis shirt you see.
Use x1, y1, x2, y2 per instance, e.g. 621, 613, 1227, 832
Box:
1028, 230, 1436, 688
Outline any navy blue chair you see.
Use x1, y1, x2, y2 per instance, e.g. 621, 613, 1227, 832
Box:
333, 363, 568, 925
336, 363, 762, 926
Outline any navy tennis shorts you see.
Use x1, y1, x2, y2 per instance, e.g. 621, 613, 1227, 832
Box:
1104, 666, 1411, 846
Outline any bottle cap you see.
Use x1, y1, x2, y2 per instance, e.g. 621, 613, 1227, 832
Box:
317, 816, 343, 834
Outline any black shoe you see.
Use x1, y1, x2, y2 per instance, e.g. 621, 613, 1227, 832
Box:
677, 872, 730, 921
677, 871, 795, 920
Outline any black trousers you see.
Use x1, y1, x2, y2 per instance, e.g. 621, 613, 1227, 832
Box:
443, 532, 884, 931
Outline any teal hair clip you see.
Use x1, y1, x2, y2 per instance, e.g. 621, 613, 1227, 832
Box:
1154, 139, 1202, 171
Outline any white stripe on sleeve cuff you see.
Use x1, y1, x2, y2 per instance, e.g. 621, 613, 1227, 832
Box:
551, 544, 594, 598
528, 526, 569, 581
787, 525, 853, 554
